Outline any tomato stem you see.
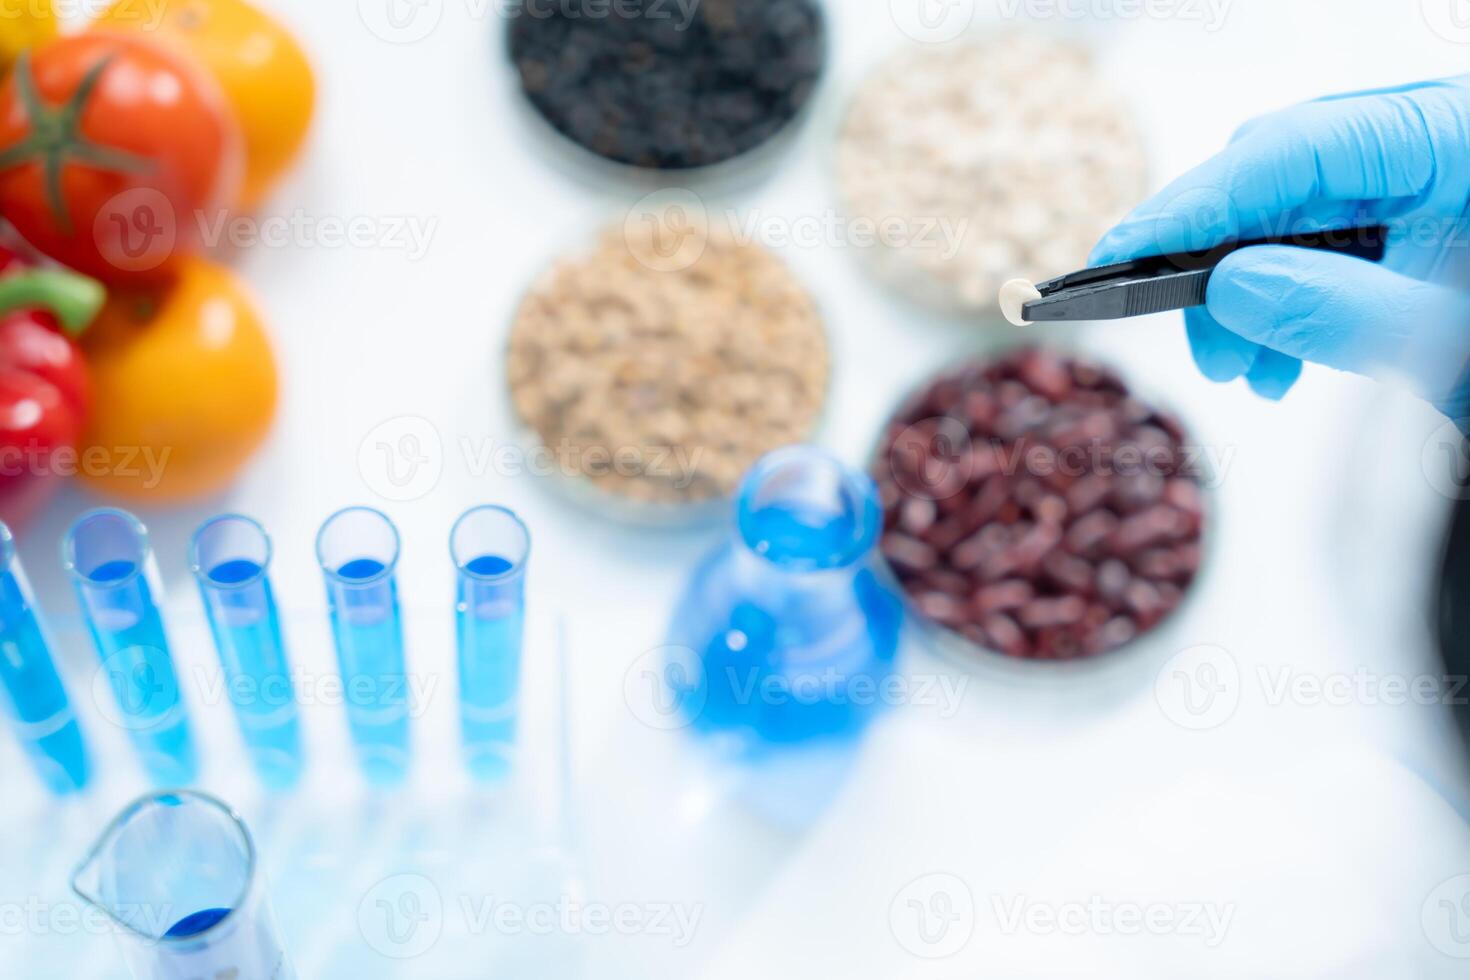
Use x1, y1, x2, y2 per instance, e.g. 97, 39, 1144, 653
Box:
0, 268, 106, 335
0, 50, 155, 236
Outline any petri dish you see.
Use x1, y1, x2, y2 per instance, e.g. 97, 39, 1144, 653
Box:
869, 346, 1213, 671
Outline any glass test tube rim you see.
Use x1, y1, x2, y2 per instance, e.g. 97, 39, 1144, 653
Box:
450, 504, 532, 584
734, 444, 882, 573
315, 505, 401, 586
188, 514, 274, 592
61, 507, 153, 591
72, 789, 259, 946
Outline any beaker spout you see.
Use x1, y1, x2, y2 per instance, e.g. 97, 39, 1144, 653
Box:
69, 850, 103, 915
71, 791, 298, 980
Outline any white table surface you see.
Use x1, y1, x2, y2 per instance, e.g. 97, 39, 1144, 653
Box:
4, 1, 1470, 977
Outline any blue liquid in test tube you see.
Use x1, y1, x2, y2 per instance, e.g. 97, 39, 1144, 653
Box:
0, 521, 89, 794
63, 508, 196, 785
316, 507, 410, 786
190, 515, 302, 790
451, 506, 530, 780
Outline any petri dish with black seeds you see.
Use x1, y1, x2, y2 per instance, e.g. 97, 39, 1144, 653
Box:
505, 0, 827, 177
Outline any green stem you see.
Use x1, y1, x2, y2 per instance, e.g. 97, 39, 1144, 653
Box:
0, 269, 106, 336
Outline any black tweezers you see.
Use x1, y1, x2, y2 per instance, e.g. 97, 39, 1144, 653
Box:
1021, 225, 1391, 322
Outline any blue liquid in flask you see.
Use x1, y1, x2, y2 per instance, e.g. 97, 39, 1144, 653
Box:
668, 447, 902, 745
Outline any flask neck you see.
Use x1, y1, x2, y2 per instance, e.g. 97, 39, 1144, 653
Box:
732, 447, 881, 582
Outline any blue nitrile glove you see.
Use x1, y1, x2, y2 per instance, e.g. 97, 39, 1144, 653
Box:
1091, 76, 1470, 419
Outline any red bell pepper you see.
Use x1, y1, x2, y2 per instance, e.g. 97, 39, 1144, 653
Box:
0, 246, 105, 527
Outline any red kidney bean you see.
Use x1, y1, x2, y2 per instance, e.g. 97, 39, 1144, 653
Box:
1042, 551, 1094, 595
1018, 596, 1088, 629
874, 349, 1206, 660
971, 580, 1035, 616
1088, 617, 1138, 655
1035, 494, 1069, 526
1108, 505, 1189, 555
1110, 472, 1165, 513
1065, 474, 1113, 515
1019, 349, 1074, 402
981, 613, 1031, 658
899, 496, 938, 535
1130, 548, 1180, 580
951, 523, 1011, 571
915, 592, 968, 627
970, 475, 1011, 526
924, 517, 975, 552
1095, 558, 1132, 606
881, 534, 937, 574
1065, 510, 1118, 558
920, 567, 971, 596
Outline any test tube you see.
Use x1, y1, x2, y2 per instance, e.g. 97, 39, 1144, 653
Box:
72, 790, 297, 980
451, 506, 530, 780
190, 515, 303, 791
0, 521, 89, 794
63, 508, 197, 785
316, 507, 410, 786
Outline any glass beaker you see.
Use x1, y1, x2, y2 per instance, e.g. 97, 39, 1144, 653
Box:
72, 790, 296, 980
667, 445, 903, 744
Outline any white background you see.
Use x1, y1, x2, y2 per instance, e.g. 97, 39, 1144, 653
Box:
4, 0, 1470, 977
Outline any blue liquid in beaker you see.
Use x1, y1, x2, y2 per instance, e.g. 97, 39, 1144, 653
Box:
165, 908, 232, 939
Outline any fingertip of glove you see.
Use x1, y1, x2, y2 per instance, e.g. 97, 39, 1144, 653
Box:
1245, 350, 1303, 400
1184, 307, 1255, 382
1195, 345, 1255, 383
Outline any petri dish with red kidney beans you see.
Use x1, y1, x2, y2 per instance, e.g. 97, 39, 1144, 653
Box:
872, 348, 1207, 662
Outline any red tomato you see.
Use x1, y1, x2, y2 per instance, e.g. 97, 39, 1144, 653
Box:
0, 34, 242, 285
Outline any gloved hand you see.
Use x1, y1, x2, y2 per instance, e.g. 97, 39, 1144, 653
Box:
1091, 76, 1470, 419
